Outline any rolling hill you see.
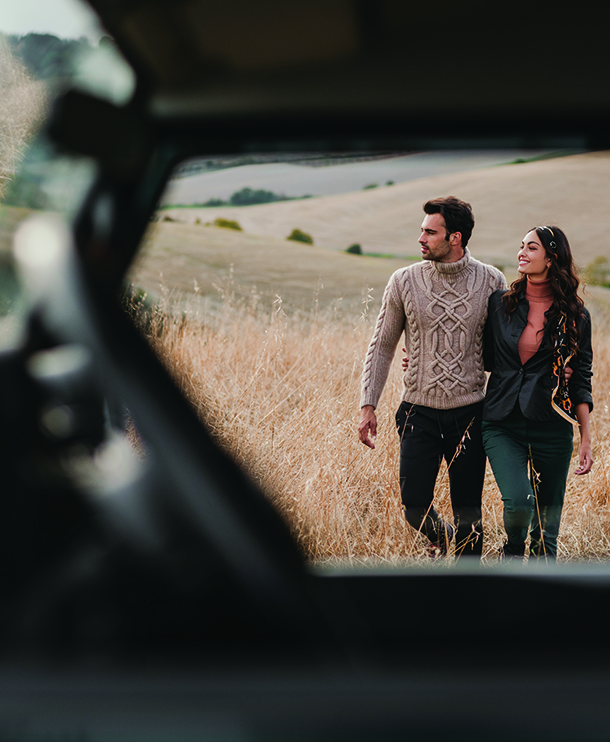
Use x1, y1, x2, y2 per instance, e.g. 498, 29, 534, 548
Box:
159, 151, 610, 266
131, 151, 610, 313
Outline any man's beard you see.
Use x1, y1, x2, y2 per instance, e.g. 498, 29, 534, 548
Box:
422, 243, 451, 262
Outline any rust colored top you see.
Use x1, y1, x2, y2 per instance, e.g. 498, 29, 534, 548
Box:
518, 278, 553, 364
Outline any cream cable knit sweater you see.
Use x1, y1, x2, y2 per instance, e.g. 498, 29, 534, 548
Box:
360, 248, 506, 411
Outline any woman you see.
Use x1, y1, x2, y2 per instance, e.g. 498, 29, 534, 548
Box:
482, 225, 593, 560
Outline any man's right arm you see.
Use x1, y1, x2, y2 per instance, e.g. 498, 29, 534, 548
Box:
359, 273, 406, 410
358, 405, 377, 449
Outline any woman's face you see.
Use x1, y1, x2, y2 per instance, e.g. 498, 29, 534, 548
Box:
517, 230, 551, 281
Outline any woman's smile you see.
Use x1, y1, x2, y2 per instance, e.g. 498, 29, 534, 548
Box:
517, 230, 550, 280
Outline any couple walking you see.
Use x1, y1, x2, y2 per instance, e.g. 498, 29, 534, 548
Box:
358, 196, 593, 561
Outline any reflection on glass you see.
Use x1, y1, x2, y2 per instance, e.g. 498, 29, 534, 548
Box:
0, 9, 135, 331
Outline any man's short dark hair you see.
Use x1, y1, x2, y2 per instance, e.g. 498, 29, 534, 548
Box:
423, 196, 475, 247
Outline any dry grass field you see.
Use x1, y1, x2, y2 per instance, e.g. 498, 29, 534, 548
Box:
127, 150, 610, 566
0, 36, 46, 195
128, 281, 610, 566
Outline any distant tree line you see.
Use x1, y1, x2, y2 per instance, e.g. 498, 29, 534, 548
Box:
186, 186, 312, 208
3, 32, 109, 83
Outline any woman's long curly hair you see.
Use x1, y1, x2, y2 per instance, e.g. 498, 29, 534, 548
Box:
501, 226, 585, 355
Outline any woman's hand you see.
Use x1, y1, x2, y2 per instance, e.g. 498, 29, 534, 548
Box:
575, 402, 593, 475
575, 439, 593, 475
401, 348, 409, 372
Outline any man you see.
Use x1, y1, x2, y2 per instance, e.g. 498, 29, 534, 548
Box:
358, 196, 506, 558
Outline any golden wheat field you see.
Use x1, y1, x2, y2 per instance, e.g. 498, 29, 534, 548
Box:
128, 279, 610, 567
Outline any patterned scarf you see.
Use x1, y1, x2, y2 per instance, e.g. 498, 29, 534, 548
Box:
551, 314, 578, 425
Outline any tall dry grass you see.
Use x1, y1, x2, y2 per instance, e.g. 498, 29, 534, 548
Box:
0, 35, 47, 197
130, 281, 610, 565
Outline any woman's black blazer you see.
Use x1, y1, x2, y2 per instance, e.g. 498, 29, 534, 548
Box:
483, 289, 593, 422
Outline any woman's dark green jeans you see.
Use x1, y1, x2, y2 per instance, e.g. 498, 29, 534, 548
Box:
481, 406, 574, 559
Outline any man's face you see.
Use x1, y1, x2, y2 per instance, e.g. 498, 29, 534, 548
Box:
418, 213, 452, 262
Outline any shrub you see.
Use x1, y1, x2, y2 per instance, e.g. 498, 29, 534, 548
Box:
363, 183, 378, 189
386, 180, 395, 186
583, 256, 609, 286
230, 187, 286, 206
287, 228, 313, 245
191, 190, 313, 208
213, 217, 242, 231
346, 243, 362, 255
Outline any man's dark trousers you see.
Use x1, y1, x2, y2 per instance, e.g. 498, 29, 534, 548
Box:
396, 400, 486, 557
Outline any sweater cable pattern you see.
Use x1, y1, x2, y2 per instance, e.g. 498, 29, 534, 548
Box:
360, 250, 506, 411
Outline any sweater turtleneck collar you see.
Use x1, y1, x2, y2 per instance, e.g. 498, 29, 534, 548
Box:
429, 247, 471, 275
525, 277, 553, 300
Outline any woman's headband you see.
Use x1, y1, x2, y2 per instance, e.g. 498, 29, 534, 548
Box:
537, 225, 557, 250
